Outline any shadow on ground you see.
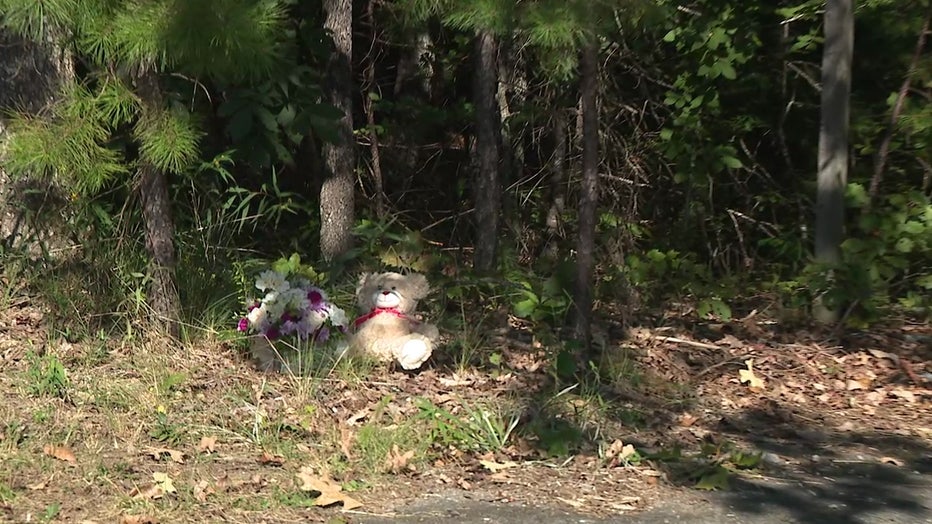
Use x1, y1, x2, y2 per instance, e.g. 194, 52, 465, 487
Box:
707, 408, 932, 524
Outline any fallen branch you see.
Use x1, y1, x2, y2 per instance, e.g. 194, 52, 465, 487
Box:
650, 336, 722, 351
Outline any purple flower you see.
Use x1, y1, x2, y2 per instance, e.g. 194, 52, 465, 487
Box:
237, 318, 249, 332
307, 287, 324, 308
280, 320, 297, 336
265, 327, 280, 340
315, 327, 330, 343
281, 312, 294, 322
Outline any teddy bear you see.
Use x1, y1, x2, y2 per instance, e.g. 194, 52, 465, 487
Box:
346, 272, 440, 370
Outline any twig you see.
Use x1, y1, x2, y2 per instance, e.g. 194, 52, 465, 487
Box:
650, 336, 722, 351
867, 6, 932, 209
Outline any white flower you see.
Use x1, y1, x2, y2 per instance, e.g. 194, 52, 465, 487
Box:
255, 270, 290, 293
247, 304, 269, 328
305, 308, 328, 330
328, 305, 348, 327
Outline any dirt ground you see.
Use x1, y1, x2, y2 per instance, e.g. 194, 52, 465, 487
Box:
0, 301, 930, 523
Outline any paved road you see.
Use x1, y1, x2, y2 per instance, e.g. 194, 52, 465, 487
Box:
355, 459, 932, 524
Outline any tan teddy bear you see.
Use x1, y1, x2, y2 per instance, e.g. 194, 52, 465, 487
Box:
347, 272, 440, 370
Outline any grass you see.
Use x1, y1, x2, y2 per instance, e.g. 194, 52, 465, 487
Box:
0, 246, 696, 522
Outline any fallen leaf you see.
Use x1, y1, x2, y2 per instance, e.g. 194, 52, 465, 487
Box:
193, 480, 214, 502
890, 389, 916, 403
479, 459, 519, 473
148, 447, 185, 464
27, 481, 47, 490
153, 472, 176, 494
679, 413, 698, 427
196, 436, 217, 454
846, 379, 866, 391
346, 407, 370, 426
606, 439, 638, 462
695, 465, 731, 490
258, 452, 285, 466
880, 456, 904, 467
43, 444, 76, 463
386, 445, 416, 473
867, 349, 899, 363
438, 374, 474, 387
738, 360, 765, 389
296, 467, 362, 509
130, 485, 164, 501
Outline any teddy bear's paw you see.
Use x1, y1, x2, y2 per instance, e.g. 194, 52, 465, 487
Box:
397, 339, 432, 370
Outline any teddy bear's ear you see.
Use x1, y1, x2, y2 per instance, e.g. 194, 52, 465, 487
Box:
356, 273, 375, 296
406, 273, 430, 299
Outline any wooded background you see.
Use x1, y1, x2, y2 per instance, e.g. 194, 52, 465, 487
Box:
0, 0, 929, 352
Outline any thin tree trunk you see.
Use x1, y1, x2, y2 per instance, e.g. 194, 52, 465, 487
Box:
473, 30, 502, 273
814, 0, 854, 324
573, 40, 600, 348
867, 7, 931, 209
320, 0, 355, 261
543, 107, 567, 258
136, 70, 181, 338
364, 0, 386, 218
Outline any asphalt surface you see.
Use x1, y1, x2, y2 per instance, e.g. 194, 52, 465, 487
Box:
354, 459, 932, 524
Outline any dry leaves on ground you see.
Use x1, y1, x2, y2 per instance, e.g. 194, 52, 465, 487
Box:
130, 472, 177, 501
479, 459, 519, 473
147, 447, 185, 463
196, 436, 217, 454
296, 467, 363, 510
386, 445, 416, 473
258, 452, 285, 466
42, 444, 77, 463
738, 359, 765, 389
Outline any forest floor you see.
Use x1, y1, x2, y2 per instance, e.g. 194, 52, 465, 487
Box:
0, 299, 930, 524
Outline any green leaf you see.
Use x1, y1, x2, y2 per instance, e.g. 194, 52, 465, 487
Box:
555, 350, 577, 380
695, 466, 730, 490
513, 298, 538, 318
719, 61, 737, 80
730, 451, 762, 469
722, 156, 743, 169
845, 183, 869, 208
895, 237, 914, 253
901, 221, 924, 235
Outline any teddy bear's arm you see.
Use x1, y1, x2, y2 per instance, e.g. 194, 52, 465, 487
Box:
411, 320, 439, 341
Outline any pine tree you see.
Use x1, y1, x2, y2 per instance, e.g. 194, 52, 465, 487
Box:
0, 0, 286, 337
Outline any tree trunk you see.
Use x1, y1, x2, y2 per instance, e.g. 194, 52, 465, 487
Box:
364, 0, 386, 218
814, 0, 854, 324
573, 40, 600, 349
473, 30, 502, 273
0, 30, 73, 254
135, 70, 181, 338
320, 0, 355, 261
543, 107, 568, 259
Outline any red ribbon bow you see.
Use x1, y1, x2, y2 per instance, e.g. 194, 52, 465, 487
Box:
353, 307, 408, 329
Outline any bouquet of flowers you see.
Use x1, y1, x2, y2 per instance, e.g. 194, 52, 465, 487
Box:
238, 268, 349, 345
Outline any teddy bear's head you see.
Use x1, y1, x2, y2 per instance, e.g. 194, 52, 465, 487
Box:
356, 272, 430, 314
